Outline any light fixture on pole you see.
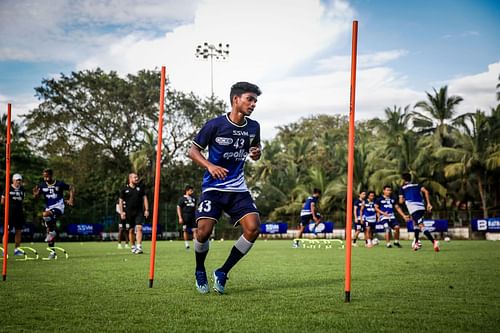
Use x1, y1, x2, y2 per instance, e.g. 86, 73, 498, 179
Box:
195, 42, 230, 96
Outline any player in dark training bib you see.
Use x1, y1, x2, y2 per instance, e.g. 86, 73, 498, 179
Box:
189, 82, 262, 294
1, 173, 26, 256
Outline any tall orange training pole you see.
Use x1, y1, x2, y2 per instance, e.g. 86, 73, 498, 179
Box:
149, 66, 166, 288
2, 103, 12, 281
344, 21, 358, 302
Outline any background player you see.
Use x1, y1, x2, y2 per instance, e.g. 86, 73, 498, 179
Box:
177, 185, 197, 249
1, 173, 26, 256
352, 190, 366, 247
293, 188, 322, 248
363, 191, 377, 247
33, 168, 75, 259
116, 198, 129, 249
399, 173, 439, 251
118, 173, 149, 254
375, 185, 402, 248
188, 81, 262, 294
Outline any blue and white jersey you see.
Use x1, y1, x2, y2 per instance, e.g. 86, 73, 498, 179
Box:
301, 196, 319, 216
38, 180, 70, 213
400, 183, 425, 214
363, 200, 377, 223
375, 196, 396, 221
354, 198, 364, 221
193, 113, 260, 193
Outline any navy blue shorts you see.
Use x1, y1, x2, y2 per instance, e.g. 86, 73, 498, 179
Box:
382, 219, 399, 229
410, 210, 425, 226
354, 220, 365, 232
300, 213, 321, 227
366, 221, 377, 229
196, 191, 259, 225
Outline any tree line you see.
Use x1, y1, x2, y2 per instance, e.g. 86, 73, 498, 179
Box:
1, 69, 499, 230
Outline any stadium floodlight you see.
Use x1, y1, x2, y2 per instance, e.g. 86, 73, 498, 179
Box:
195, 42, 230, 96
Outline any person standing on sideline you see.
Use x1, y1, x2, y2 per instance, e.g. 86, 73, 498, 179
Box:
177, 185, 197, 249
399, 173, 438, 252
352, 190, 366, 247
118, 173, 149, 254
1, 173, 26, 256
188, 81, 262, 294
116, 198, 129, 249
293, 188, 322, 248
33, 169, 75, 259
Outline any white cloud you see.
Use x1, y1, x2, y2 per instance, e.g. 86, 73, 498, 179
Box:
448, 61, 500, 114
316, 49, 408, 72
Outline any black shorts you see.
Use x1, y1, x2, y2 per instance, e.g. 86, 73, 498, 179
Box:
126, 212, 145, 229
118, 218, 128, 230
300, 213, 321, 227
354, 220, 365, 232
411, 210, 426, 225
9, 211, 25, 229
182, 216, 196, 230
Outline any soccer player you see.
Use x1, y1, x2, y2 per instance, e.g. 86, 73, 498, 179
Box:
363, 191, 377, 247
33, 169, 75, 259
352, 190, 366, 247
118, 173, 149, 254
293, 188, 322, 248
188, 81, 262, 294
116, 198, 129, 249
1, 174, 26, 256
177, 185, 197, 249
375, 185, 404, 248
399, 173, 439, 252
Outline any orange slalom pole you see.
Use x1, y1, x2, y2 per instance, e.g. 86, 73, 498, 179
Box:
344, 21, 358, 302
2, 103, 12, 281
149, 66, 166, 288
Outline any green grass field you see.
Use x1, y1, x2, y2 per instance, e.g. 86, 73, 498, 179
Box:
1, 239, 499, 333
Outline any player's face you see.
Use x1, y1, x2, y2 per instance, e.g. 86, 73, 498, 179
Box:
235, 92, 258, 116
368, 193, 375, 201
384, 187, 392, 197
187, 189, 194, 196
360, 192, 366, 200
129, 174, 139, 185
12, 179, 21, 187
43, 172, 52, 182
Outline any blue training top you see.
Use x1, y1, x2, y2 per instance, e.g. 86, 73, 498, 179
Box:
400, 183, 425, 214
375, 196, 396, 220
193, 113, 260, 193
301, 196, 319, 216
354, 198, 364, 221
38, 180, 70, 212
363, 200, 377, 223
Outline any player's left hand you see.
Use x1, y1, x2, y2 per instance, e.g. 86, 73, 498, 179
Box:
144, 210, 150, 219
66, 199, 74, 206
249, 146, 261, 161
426, 204, 432, 212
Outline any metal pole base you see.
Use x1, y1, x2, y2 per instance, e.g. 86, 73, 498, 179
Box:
2, 274, 6, 281
345, 291, 351, 303
149, 279, 154, 288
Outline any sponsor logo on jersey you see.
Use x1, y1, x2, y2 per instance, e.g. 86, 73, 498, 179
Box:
223, 149, 249, 161
233, 130, 249, 136
215, 137, 234, 145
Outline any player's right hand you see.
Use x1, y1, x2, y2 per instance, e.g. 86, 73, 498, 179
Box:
207, 164, 229, 180
179, 219, 183, 225
32, 186, 40, 196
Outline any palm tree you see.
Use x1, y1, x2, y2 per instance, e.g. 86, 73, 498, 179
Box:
434, 110, 500, 217
412, 86, 463, 145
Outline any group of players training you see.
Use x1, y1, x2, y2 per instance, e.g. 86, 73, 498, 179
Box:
294, 173, 440, 252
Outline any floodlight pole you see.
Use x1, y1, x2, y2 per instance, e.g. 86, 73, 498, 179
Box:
195, 42, 230, 96
2, 103, 12, 281
344, 20, 358, 303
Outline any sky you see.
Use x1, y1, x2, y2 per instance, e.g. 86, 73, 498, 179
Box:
0, 0, 499, 139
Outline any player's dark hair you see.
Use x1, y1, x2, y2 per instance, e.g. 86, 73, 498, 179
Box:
367, 191, 375, 196
383, 185, 391, 190
184, 185, 193, 193
43, 168, 53, 176
313, 188, 322, 195
359, 190, 366, 194
402, 173, 412, 182
230, 82, 261, 106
